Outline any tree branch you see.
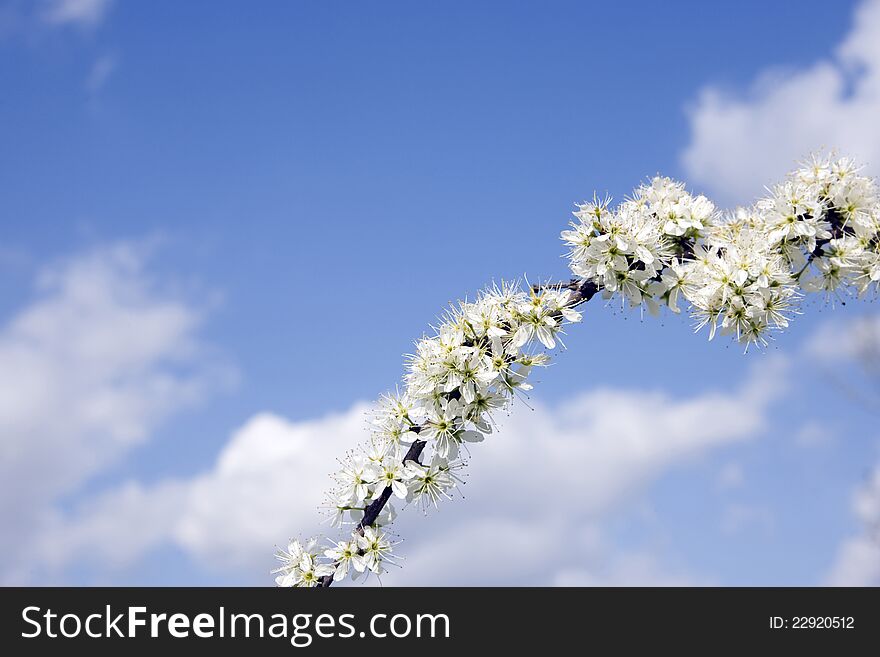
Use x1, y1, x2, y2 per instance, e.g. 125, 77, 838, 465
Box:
533, 278, 599, 307
317, 278, 597, 587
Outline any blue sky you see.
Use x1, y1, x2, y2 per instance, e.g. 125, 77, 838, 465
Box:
2, 0, 879, 586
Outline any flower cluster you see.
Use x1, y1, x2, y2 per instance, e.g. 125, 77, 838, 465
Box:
272, 538, 334, 587
276, 283, 582, 585
683, 218, 799, 345
761, 155, 880, 296
279, 151, 880, 587
561, 178, 716, 313
563, 154, 880, 347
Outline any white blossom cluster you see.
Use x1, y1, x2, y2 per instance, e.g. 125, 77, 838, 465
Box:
762, 155, 880, 296
563, 154, 880, 347
278, 152, 880, 588
274, 283, 582, 586
561, 179, 715, 314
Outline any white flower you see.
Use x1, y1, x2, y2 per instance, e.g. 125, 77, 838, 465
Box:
274, 538, 334, 587
465, 297, 508, 339
403, 457, 458, 509
512, 289, 568, 349
335, 456, 377, 504
658, 259, 692, 313
353, 526, 397, 575
372, 390, 423, 444
324, 538, 359, 582
462, 389, 507, 432
445, 352, 497, 403
373, 453, 409, 500
758, 180, 828, 251
421, 398, 464, 459
322, 491, 361, 528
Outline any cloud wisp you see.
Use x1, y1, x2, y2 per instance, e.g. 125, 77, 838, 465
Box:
0, 242, 228, 583
40, 0, 113, 28
682, 0, 880, 205
826, 466, 880, 585
36, 356, 788, 585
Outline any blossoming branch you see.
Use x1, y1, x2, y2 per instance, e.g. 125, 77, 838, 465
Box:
274, 153, 880, 587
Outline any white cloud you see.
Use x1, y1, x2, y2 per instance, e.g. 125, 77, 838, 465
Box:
794, 421, 836, 449
0, 243, 228, 583
719, 503, 774, 537
804, 314, 880, 364
826, 466, 880, 585
86, 53, 117, 93
175, 409, 372, 568
39, 356, 788, 585
802, 314, 880, 410
716, 462, 745, 490
681, 0, 880, 205
553, 553, 702, 587
0, 1, 112, 43
31, 408, 368, 578
801, 315, 880, 593
41, 0, 112, 28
